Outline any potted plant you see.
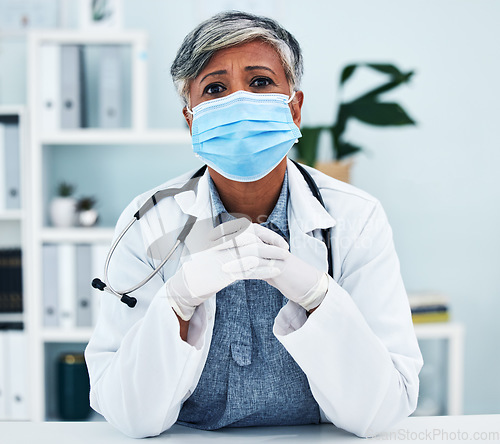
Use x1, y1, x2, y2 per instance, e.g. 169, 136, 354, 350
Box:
50, 182, 77, 227
295, 63, 416, 183
76, 196, 99, 227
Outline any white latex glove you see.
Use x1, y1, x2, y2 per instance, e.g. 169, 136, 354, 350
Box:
253, 223, 329, 311
166, 218, 289, 320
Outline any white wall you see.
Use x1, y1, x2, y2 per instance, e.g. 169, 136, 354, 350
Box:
283, 0, 500, 415
1, 0, 499, 415
119, 0, 500, 414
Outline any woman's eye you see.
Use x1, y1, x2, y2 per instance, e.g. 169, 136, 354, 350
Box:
204, 83, 226, 95
250, 77, 274, 88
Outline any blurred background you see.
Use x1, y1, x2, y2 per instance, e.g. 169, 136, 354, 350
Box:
0, 0, 498, 423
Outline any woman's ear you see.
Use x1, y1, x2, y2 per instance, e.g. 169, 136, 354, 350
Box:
183, 107, 193, 134
290, 90, 304, 128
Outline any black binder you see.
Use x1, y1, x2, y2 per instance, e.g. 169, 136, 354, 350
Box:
0, 248, 23, 313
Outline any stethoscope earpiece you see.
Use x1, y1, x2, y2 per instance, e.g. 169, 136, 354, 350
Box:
92, 278, 137, 309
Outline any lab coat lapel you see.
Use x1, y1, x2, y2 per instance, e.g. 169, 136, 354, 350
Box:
172, 168, 213, 264
286, 158, 336, 273
173, 168, 212, 220
173, 168, 217, 331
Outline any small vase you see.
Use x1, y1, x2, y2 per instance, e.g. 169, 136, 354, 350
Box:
79, 209, 99, 227
50, 197, 77, 227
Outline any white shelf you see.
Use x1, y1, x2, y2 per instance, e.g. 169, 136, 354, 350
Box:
29, 30, 148, 45
42, 328, 94, 343
0, 105, 26, 116
0, 313, 24, 323
40, 129, 191, 145
414, 322, 464, 339
0, 30, 28, 39
40, 227, 115, 243
0, 210, 24, 221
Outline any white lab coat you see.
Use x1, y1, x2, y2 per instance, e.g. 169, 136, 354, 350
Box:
85, 158, 423, 439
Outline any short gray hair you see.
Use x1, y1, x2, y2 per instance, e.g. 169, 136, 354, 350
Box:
170, 11, 303, 106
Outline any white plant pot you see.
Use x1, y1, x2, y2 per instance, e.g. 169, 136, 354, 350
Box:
50, 197, 77, 227
79, 209, 99, 227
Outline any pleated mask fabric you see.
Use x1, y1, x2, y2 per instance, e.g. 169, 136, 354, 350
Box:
189, 91, 301, 182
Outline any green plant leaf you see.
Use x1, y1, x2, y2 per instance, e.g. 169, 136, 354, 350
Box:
335, 140, 362, 160
327, 62, 416, 162
354, 74, 414, 102
58, 182, 75, 197
340, 64, 357, 85
76, 196, 97, 211
331, 104, 349, 142
295, 127, 323, 166
345, 101, 416, 126
367, 63, 404, 78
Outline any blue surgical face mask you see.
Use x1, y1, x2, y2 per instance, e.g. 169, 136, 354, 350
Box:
187, 90, 302, 182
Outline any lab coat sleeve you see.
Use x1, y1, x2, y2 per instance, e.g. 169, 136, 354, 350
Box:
84, 205, 209, 438
273, 201, 423, 438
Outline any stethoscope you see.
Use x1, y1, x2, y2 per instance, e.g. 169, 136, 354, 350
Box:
92, 159, 333, 308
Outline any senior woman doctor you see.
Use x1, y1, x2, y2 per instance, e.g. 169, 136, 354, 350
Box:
85, 11, 423, 439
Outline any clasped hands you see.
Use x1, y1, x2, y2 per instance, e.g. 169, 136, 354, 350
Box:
166, 217, 328, 321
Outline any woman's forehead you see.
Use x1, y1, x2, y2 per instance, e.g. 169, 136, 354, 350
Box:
197, 40, 286, 78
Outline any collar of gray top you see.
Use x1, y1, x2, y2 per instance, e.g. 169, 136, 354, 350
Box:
207, 170, 290, 241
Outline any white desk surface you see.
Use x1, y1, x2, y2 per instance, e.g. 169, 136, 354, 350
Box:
1, 415, 499, 443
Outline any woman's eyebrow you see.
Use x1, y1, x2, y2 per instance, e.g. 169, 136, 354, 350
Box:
199, 70, 227, 84
245, 66, 276, 75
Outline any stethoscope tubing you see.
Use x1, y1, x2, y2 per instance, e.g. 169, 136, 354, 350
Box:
93, 171, 206, 307
93, 161, 332, 308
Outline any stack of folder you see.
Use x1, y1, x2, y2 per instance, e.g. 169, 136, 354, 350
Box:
408, 292, 450, 324
40, 44, 125, 131
0, 117, 21, 211
0, 326, 28, 420
42, 243, 107, 329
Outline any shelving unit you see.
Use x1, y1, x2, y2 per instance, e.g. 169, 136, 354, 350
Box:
414, 322, 465, 416
25, 30, 191, 422
40, 227, 115, 243
0, 209, 23, 220
41, 328, 96, 343
0, 105, 29, 421
40, 129, 191, 146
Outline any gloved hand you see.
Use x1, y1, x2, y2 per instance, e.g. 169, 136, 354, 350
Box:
246, 223, 329, 311
166, 218, 289, 320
